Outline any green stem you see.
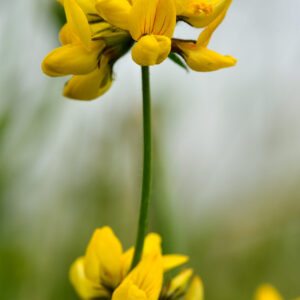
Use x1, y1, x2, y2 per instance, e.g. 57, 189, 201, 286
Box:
130, 66, 152, 270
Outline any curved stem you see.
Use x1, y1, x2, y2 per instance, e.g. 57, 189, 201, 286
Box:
130, 66, 152, 270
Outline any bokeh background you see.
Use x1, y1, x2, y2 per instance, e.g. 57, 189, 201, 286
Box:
1, 0, 300, 299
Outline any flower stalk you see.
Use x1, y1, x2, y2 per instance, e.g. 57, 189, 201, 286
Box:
130, 66, 152, 270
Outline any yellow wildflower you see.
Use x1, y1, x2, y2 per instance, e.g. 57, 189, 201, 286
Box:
176, 0, 232, 28
42, 0, 133, 100
255, 285, 300, 300
42, 0, 236, 100
172, 5, 236, 72
70, 226, 188, 299
95, 0, 177, 66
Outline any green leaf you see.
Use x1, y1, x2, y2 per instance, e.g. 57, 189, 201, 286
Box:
168, 52, 189, 72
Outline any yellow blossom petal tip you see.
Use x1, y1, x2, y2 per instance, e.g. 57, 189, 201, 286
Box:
132, 35, 171, 66
184, 276, 204, 300
185, 46, 237, 72
163, 254, 189, 272
42, 43, 101, 77
255, 285, 284, 300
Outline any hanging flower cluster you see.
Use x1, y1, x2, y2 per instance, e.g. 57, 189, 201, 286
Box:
42, 0, 236, 100
70, 226, 203, 300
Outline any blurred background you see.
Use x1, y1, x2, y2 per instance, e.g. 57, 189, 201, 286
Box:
1, 0, 300, 299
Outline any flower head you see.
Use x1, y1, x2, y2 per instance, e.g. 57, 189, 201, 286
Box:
42, 0, 236, 100
42, 0, 133, 100
70, 226, 203, 300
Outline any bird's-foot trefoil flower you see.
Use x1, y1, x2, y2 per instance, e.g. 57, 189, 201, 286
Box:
171, 4, 236, 72
42, 0, 133, 100
95, 0, 177, 66
175, 0, 232, 28
42, 0, 236, 100
70, 226, 203, 300
255, 284, 300, 300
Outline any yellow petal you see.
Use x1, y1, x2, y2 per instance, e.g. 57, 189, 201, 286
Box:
112, 281, 147, 300
42, 43, 102, 77
59, 23, 80, 45
58, 0, 98, 14
255, 285, 284, 300
69, 257, 110, 299
121, 233, 162, 278
175, 0, 188, 15
165, 269, 194, 298
76, 0, 98, 14
132, 35, 171, 66
163, 254, 189, 272
129, 0, 176, 40
82, 227, 123, 285
121, 247, 135, 279
113, 254, 164, 300
143, 233, 162, 255
184, 276, 204, 300
175, 41, 236, 72
197, 7, 228, 47
178, 0, 232, 28
95, 0, 132, 30
121, 234, 187, 277
64, 0, 92, 48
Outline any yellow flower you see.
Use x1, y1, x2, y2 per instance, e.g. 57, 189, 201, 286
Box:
255, 285, 299, 300
172, 6, 236, 72
176, 0, 232, 28
70, 226, 188, 299
42, 0, 133, 100
42, 0, 236, 100
95, 0, 177, 66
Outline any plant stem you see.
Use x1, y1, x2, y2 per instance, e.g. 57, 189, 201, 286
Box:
130, 66, 152, 270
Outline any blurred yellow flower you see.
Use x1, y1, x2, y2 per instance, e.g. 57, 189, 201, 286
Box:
70, 226, 188, 299
255, 284, 299, 300
184, 276, 204, 300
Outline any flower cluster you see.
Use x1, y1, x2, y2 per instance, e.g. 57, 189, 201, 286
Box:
70, 226, 203, 300
42, 0, 236, 100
